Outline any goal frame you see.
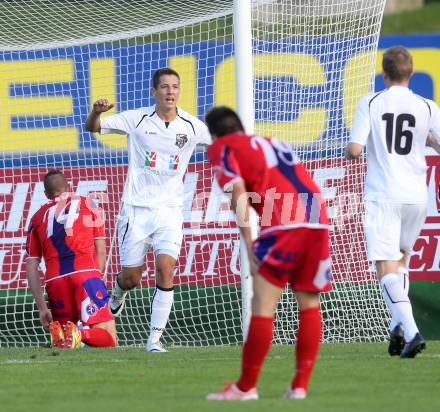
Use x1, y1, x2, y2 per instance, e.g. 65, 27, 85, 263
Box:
0, 0, 391, 347
233, 0, 255, 338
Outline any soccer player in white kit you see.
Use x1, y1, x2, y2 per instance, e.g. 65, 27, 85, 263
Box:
346, 46, 440, 358
85, 68, 211, 352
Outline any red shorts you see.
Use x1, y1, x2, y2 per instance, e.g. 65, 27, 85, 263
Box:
45, 270, 115, 326
253, 228, 332, 292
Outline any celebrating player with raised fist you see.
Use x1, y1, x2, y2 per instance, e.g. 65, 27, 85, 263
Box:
85, 68, 211, 352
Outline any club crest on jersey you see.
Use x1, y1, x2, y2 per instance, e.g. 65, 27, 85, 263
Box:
86, 303, 97, 316
175, 133, 188, 149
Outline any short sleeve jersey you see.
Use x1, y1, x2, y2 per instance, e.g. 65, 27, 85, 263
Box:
100, 105, 211, 208
26, 194, 105, 281
207, 133, 329, 235
350, 86, 440, 203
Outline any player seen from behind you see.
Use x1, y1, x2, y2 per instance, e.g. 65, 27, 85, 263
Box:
205, 107, 332, 401
346, 46, 440, 358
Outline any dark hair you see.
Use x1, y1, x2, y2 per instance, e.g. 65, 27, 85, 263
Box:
152, 68, 180, 89
382, 46, 413, 82
44, 170, 67, 198
205, 106, 245, 138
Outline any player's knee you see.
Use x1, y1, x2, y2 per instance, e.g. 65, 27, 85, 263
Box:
122, 267, 143, 288
105, 321, 117, 343
295, 291, 320, 310
155, 265, 174, 285
399, 252, 408, 266
251, 294, 275, 317
251, 297, 263, 314
125, 276, 142, 289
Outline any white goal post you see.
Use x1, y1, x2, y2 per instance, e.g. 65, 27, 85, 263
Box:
0, 0, 389, 347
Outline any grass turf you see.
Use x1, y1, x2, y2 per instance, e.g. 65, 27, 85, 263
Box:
381, 3, 440, 35
0, 342, 439, 412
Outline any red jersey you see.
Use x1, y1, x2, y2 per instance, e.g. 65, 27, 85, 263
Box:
207, 133, 329, 235
26, 193, 105, 281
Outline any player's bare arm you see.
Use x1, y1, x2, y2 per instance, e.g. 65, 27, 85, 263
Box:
94, 238, 106, 274
85, 99, 115, 133
345, 142, 363, 160
26, 258, 52, 329
229, 180, 259, 276
426, 132, 440, 155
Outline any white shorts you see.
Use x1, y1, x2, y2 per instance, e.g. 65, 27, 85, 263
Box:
117, 204, 183, 267
364, 201, 427, 262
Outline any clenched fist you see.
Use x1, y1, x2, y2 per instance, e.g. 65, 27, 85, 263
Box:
93, 99, 115, 114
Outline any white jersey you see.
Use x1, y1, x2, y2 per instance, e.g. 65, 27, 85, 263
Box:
100, 105, 211, 207
350, 86, 440, 204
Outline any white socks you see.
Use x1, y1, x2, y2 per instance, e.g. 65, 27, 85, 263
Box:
149, 287, 174, 343
389, 267, 410, 331
380, 273, 418, 341
398, 266, 410, 296
113, 275, 128, 298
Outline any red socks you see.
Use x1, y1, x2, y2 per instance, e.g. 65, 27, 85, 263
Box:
80, 328, 116, 347
291, 307, 322, 391
235, 308, 322, 393
236, 315, 274, 392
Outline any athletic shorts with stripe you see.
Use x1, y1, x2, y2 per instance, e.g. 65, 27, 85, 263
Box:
117, 203, 183, 267
253, 228, 332, 292
45, 270, 114, 326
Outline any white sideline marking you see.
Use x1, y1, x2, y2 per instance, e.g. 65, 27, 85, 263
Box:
3, 352, 438, 366
2, 358, 123, 365
0, 356, 243, 365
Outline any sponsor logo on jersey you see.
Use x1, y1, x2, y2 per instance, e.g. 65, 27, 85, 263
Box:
175, 133, 188, 149
169, 154, 180, 171
145, 151, 157, 168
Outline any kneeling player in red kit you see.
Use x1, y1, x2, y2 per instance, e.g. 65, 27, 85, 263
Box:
26, 170, 116, 348
205, 107, 332, 400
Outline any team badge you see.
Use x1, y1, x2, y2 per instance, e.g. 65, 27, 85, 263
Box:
86, 303, 97, 316
175, 133, 188, 148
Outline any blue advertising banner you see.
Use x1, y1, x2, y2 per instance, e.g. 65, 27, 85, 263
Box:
0, 34, 439, 164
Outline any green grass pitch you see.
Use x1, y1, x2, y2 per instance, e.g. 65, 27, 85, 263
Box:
1, 342, 439, 412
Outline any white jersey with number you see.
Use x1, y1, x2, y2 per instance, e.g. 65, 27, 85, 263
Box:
350, 85, 440, 204
100, 105, 211, 208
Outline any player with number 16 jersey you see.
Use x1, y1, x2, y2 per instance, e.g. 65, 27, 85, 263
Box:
346, 46, 440, 358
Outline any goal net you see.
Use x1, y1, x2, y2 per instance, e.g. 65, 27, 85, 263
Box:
0, 0, 388, 347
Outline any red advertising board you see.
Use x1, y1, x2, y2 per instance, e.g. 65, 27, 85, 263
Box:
0, 157, 438, 290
